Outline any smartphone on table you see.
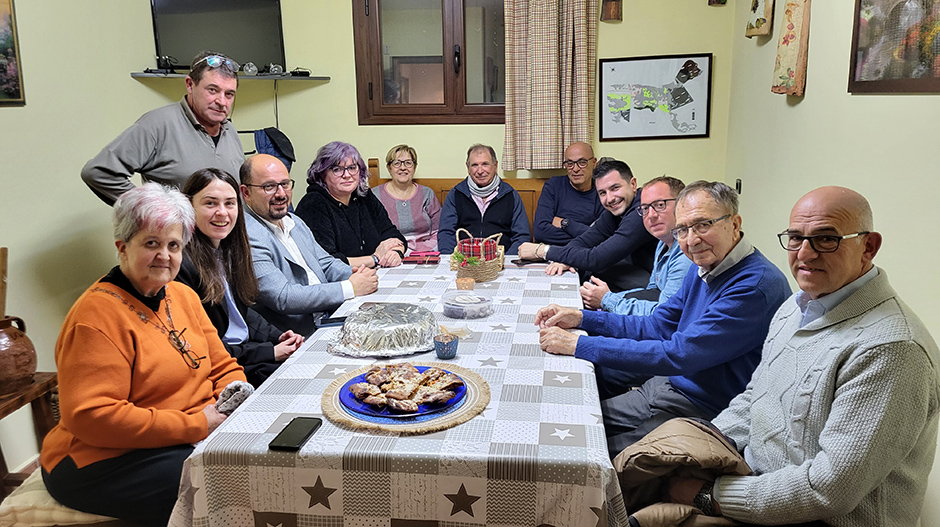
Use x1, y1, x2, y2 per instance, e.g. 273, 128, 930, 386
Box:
268, 416, 322, 451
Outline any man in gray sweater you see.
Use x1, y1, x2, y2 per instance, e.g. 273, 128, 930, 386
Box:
81, 51, 245, 205
667, 186, 939, 527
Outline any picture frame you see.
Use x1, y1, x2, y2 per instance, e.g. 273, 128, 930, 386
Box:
599, 53, 712, 142
746, 0, 775, 37
848, 0, 940, 93
0, 0, 24, 105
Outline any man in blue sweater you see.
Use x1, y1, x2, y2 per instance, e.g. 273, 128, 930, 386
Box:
519, 159, 658, 292
536, 181, 790, 458
438, 144, 531, 255
531, 142, 605, 245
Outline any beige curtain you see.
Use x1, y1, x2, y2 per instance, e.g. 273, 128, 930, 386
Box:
503, 0, 599, 170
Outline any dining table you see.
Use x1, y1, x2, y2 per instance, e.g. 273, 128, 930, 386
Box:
170, 260, 628, 527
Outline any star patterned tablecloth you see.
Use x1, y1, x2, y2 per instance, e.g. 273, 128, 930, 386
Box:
170, 261, 628, 527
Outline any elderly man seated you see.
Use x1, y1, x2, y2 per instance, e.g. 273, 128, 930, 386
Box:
536, 181, 790, 458
438, 144, 530, 255
665, 186, 939, 527
580, 176, 692, 315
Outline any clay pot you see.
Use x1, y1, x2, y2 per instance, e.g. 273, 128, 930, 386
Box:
0, 316, 37, 395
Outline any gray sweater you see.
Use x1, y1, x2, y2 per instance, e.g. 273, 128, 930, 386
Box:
81, 98, 245, 205
713, 269, 939, 526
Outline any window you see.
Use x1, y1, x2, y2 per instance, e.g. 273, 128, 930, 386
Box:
352, 0, 505, 125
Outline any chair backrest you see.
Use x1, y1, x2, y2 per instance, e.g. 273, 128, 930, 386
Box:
368, 158, 543, 236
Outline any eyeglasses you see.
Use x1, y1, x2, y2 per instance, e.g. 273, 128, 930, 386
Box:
168, 328, 205, 369
193, 55, 240, 71
390, 159, 415, 168
637, 198, 677, 217
777, 231, 869, 253
671, 214, 731, 240
562, 158, 593, 169
244, 179, 294, 195
330, 164, 361, 177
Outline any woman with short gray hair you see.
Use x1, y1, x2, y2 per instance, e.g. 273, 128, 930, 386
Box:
40, 183, 246, 526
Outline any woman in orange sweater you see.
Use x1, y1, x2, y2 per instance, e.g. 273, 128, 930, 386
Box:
40, 183, 246, 526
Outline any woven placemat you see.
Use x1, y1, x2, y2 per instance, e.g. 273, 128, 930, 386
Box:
321, 362, 490, 435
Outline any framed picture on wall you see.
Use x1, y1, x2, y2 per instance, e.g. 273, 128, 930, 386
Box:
849, 0, 940, 93
599, 53, 712, 141
0, 0, 24, 105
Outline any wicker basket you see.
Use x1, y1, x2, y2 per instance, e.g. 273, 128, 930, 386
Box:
449, 229, 504, 282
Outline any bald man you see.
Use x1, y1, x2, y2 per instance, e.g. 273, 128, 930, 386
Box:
240, 154, 377, 337
532, 142, 605, 244
666, 187, 939, 527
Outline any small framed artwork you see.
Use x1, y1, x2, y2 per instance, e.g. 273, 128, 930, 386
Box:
599, 53, 712, 141
0, 0, 24, 105
746, 0, 774, 37
849, 0, 940, 93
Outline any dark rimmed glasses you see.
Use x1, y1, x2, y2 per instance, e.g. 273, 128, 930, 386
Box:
562, 158, 593, 169
390, 159, 415, 168
671, 214, 731, 240
245, 179, 294, 195
330, 164, 361, 177
777, 231, 870, 253
637, 198, 677, 217
169, 328, 205, 369
193, 55, 240, 72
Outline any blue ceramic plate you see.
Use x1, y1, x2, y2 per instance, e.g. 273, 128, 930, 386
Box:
339, 366, 467, 418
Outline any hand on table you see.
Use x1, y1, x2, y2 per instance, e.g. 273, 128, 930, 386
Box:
350, 265, 378, 296
535, 303, 583, 329
580, 276, 610, 310
376, 238, 405, 257
274, 330, 304, 361
539, 326, 578, 355
517, 242, 540, 260
377, 250, 402, 268
545, 262, 574, 275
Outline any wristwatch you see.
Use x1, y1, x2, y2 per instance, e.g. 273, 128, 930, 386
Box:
693, 481, 719, 516
560, 218, 569, 230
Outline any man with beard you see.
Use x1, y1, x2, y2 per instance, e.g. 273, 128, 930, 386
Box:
519, 158, 658, 292
82, 51, 246, 206
240, 154, 378, 337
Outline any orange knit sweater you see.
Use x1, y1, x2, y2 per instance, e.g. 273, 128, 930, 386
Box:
41, 280, 246, 470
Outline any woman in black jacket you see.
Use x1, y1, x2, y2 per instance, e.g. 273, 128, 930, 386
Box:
295, 141, 407, 268
177, 168, 303, 387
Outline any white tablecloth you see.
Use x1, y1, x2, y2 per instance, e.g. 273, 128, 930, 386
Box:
171, 261, 628, 527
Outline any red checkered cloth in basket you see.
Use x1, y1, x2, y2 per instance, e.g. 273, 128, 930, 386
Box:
458, 237, 499, 261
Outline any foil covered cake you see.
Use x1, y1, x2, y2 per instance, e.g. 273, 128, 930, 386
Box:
328, 303, 438, 357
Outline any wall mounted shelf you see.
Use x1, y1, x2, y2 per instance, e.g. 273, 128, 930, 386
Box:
130, 72, 330, 81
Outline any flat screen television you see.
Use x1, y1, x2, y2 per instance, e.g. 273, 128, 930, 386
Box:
150, 0, 286, 71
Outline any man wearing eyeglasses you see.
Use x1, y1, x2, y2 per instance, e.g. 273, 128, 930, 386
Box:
82, 51, 245, 205
519, 158, 658, 292
240, 154, 378, 337
580, 176, 693, 315
535, 180, 790, 458
664, 186, 939, 527
531, 142, 605, 245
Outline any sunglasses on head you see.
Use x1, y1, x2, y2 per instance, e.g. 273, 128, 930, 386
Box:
193, 55, 240, 72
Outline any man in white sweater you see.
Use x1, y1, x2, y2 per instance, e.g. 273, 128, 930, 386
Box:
667, 186, 939, 527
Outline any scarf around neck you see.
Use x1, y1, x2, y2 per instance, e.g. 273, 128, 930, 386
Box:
467, 175, 500, 198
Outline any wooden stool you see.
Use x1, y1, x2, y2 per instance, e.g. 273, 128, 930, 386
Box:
0, 372, 57, 497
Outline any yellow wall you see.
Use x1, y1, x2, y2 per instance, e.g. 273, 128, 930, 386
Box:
0, 1, 937, 521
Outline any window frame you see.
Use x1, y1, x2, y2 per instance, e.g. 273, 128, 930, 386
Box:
352, 0, 505, 125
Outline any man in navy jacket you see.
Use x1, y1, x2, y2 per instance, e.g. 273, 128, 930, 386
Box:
438, 144, 531, 255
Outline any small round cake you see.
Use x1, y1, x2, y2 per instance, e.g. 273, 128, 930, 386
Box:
328, 303, 438, 357
442, 292, 494, 319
